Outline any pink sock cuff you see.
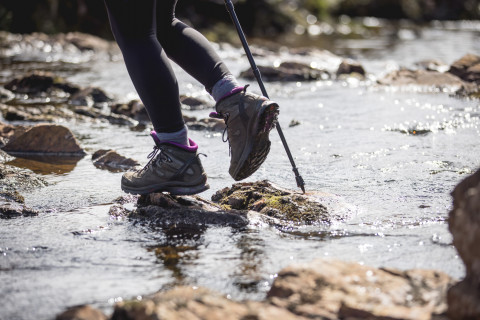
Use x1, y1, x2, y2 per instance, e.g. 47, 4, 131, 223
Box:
150, 131, 198, 152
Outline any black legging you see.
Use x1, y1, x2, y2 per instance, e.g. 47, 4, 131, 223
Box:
104, 0, 231, 132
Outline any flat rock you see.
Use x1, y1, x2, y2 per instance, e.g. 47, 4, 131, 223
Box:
377, 68, 469, 91
2, 124, 86, 156
268, 259, 453, 320
92, 149, 139, 172
447, 168, 480, 319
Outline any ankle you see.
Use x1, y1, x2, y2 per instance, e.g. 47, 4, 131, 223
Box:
154, 125, 189, 147
211, 74, 241, 102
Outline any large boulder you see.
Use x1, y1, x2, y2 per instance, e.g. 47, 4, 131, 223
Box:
2, 124, 86, 156
447, 168, 480, 319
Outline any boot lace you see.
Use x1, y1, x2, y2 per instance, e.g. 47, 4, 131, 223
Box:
138, 145, 171, 174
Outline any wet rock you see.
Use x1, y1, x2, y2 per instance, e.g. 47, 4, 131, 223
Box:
111, 100, 150, 123
4, 71, 80, 100
377, 68, 469, 91
0, 121, 28, 147
0, 163, 45, 219
415, 59, 450, 73
61, 32, 112, 53
180, 95, 213, 110
0, 104, 77, 123
92, 149, 139, 172
240, 62, 330, 82
2, 124, 86, 156
268, 259, 453, 320
0, 87, 15, 103
447, 168, 480, 319
448, 53, 480, 84
454, 85, 480, 100
110, 259, 452, 320
130, 192, 249, 229
212, 180, 330, 225
336, 59, 366, 77
111, 286, 307, 320
289, 119, 301, 127
56, 305, 107, 320
5, 71, 56, 94
185, 117, 226, 132
69, 87, 113, 107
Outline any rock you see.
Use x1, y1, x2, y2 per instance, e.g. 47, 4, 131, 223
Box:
0, 87, 15, 103
180, 95, 213, 110
377, 68, 470, 91
268, 259, 453, 320
415, 59, 450, 73
0, 163, 45, 219
128, 192, 249, 229
111, 100, 150, 123
2, 124, 86, 156
5, 71, 55, 94
336, 59, 366, 77
447, 168, 480, 319
92, 149, 139, 172
56, 305, 107, 320
109, 259, 452, 320
0, 120, 28, 147
211, 180, 330, 225
111, 286, 307, 320
240, 62, 330, 82
62, 32, 112, 53
4, 71, 81, 100
448, 54, 480, 84
289, 119, 301, 127
0, 104, 76, 123
185, 117, 226, 132
69, 87, 113, 107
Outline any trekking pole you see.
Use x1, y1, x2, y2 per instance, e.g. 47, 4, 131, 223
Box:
224, 0, 306, 193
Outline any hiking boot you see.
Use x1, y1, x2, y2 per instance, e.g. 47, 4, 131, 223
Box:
211, 85, 279, 181
121, 132, 209, 195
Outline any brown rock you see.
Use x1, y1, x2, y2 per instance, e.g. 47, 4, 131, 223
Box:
56, 305, 107, 320
3, 124, 85, 156
69, 87, 113, 107
180, 95, 213, 110
211, 180, 330, 225
5, 71, 55, 94
378, 68, 467, 90
268, 259, 453, 320
337, 59, 366, 77
447, 168, 480, 319
448, 54, 480, 84
111, 100, 150, 123
111, 286, 307, 320
92, 149, 139, 172
240, 62, 329, 82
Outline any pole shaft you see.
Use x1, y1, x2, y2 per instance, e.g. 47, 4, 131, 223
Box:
224, 0, 305, 193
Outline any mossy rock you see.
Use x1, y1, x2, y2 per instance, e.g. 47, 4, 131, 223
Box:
212, 180, 330, 225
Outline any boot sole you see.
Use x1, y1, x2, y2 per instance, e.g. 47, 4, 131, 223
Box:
232, 101, 279, 181
122, 182, 210, 196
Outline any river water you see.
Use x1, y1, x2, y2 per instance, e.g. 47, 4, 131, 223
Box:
1, 20, 479, 320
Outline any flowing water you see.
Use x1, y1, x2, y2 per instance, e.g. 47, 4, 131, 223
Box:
1, 20, 480, 320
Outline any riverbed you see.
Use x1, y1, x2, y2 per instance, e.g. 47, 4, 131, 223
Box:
1, 20, 479, 320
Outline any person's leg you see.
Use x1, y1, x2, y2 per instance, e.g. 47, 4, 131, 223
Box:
104, 0, 208, 195
155, 1, 279, 181
104, 0, 188, 145
155, 0, 241, 101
